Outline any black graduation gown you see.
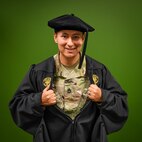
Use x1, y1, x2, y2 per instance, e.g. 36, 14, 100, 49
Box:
9, 55, 128, 142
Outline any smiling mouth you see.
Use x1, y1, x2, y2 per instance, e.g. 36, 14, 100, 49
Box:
65, 47, 77, 50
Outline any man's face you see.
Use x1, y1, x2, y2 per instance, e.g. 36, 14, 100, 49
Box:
54, 30, 85, 59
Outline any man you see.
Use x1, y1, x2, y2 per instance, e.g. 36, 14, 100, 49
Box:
9, 14, 128, 142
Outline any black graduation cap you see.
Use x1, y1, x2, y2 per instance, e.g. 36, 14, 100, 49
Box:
48, 14, 95, 69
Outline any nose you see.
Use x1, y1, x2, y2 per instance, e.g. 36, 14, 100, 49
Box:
67, 38, 74, 47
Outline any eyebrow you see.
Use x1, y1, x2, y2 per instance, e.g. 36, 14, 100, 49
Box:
61, 32, 83, 36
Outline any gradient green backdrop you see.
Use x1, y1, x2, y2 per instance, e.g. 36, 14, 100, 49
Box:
1, 0, 142, 141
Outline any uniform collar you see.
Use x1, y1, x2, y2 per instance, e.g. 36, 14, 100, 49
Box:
53, 53, 86, 77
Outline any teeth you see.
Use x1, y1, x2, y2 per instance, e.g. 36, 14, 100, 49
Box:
65, 48, 76, 50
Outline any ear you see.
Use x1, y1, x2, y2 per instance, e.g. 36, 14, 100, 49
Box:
54, 33, 58, 43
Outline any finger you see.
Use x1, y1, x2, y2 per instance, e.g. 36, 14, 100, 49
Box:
46, 97, 57, 105
49, 96, 56, 102
43, 85, 50, 92
87, 89, 102, 102
47, 101, 56, 106
43, 89, 54, 97
87, 90, 94, 96
88, 87, 93, 92
46, 93, 56, 99
46, 90, 54, 95
89, 84, 98, 90
42, 100, 56, 106
87, 90, 91, 95
89, 86, 99, 94
90, 84, 96, 88
87, 93, 95, 100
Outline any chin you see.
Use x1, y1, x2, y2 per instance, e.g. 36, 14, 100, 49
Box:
65, 53, 76, 58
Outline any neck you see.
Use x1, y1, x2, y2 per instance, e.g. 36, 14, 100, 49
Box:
59, 53, 80, 67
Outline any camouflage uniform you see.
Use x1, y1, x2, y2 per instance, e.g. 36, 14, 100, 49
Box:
53, 54, 90, 119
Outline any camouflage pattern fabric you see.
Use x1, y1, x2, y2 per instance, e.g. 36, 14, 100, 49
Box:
53, 54, 90, 120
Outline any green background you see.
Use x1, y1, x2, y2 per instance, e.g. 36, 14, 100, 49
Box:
0, 0, 141, 141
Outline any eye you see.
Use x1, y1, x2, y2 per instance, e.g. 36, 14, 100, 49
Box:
61, 34, 68, 39
72, 35, 80, 41
72, 34, 83, 40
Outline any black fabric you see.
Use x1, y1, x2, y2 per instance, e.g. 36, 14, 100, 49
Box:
9, 56, 128, 142
48, 14, 95, 32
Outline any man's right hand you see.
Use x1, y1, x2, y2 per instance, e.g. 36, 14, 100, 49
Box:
41, 85, 56, 106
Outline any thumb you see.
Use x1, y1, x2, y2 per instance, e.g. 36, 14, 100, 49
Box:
43, 84, 50, 92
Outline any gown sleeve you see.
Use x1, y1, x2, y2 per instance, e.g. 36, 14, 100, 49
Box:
9, 65, 45, 135
98, 66, 128, 134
